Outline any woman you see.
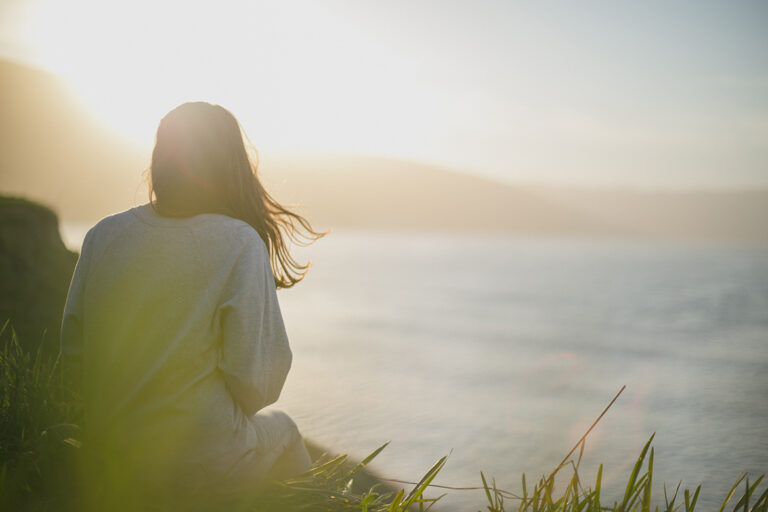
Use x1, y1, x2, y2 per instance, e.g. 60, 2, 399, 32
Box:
60, 102, 322, 507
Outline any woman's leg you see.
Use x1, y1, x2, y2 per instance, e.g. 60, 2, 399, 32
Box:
249, 409, 312, 483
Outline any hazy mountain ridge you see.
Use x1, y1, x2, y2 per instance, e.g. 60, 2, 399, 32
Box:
536, 187, 768, 244
1, 59, 766, 243
260, 156, 768, 243
0, 59, 146, 219
261, 155, 618, 235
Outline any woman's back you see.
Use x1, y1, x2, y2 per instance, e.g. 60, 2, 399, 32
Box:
61, 102, 318, 506
62, 203, 293, 491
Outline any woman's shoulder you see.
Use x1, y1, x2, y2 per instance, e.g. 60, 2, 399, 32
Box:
190, 216, 269, 269
88, 204, 251, 234
88, 206, 141, 234
82, 204, 267, 259
217, 220, 268, 257
80, 207, 142, 251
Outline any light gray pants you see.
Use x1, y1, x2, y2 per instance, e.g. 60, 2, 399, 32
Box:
246, 409, 312, 483
85, 410, 312, 509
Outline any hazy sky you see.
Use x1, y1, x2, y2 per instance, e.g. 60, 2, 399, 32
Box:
1, 0, 767, 189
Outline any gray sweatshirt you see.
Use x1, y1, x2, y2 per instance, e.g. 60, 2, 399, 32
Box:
61, 203, 292, 487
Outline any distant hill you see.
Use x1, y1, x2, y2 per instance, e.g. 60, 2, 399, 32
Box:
260, 155, 768, 243
260, 154, 616, 236
535, 187, 768, 244
1, 59, 767, 243
0, 59, 146, 220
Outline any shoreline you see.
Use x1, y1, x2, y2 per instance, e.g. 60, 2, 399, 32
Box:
304, 439, 401, 496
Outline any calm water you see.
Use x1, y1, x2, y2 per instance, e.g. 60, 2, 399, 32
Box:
62, 225, 768, 510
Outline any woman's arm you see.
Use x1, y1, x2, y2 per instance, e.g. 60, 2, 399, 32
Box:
60, 229, 95, 394
217, 232, 292, 416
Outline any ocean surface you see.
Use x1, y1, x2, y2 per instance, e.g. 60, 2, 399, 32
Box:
62, 225, 768, 510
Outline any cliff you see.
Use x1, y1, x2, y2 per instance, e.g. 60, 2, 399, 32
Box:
0, 196, 77, 355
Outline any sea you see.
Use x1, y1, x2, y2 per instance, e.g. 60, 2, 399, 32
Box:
61, 224, 768, 511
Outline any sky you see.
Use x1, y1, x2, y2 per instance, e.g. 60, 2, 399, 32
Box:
1, 0, 767, 189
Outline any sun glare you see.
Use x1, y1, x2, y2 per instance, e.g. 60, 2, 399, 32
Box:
25, 0, 377, 151
32, 1, 307, 148
13, 0, 767, 188
28, 1, 207, 147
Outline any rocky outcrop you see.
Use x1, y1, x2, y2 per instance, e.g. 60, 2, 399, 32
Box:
0, 196, 77, 355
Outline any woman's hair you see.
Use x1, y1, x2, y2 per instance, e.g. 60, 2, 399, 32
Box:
148, 101, 323, 289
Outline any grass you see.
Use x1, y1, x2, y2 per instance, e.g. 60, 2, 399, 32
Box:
0, 322, 765, 511
0, 321, 81, 510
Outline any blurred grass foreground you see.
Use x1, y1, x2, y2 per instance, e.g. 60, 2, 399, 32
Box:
0, 195, 766, 511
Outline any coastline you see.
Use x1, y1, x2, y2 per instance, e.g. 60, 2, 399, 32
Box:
304, 439, 401, 496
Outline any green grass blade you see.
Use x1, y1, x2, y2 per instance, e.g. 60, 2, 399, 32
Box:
343, 441, 389, 481
306, 453, 348, 476
732, 475, 764, 512
400, 456, 447, 509
718, 473, 746, 512
523, 472, 528, 502
664, 481, 682, 512
388, 488, 405, 512
625, 473, 650, 512
642, 447, 654, 512
594, 464, 603, 505
751, 485, 768, 509
481, 471, 495, 507
621, 434, 655, 509
689, 485, 700, 510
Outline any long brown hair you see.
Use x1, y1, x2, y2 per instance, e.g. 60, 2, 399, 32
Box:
148, 102, 323, 289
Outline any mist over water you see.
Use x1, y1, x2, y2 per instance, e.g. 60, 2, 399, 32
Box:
61, 225, 768, 510
277, 232, 768, 511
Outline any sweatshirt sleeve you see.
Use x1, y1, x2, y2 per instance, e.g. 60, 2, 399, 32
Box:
217, 232, 292, 416
60, 228, 95, 392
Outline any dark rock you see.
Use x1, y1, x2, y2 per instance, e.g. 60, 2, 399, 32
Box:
0, 196, 77, 355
